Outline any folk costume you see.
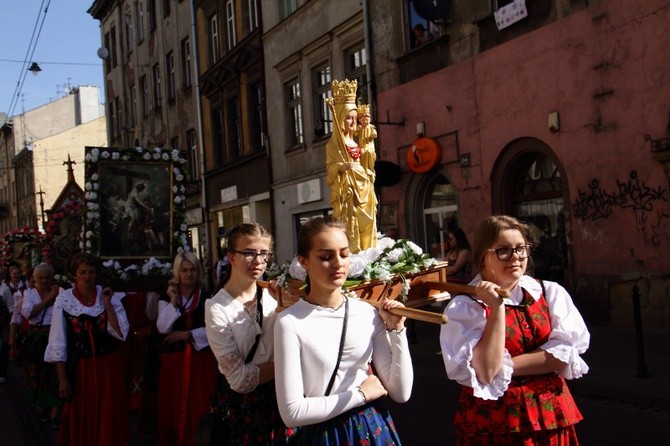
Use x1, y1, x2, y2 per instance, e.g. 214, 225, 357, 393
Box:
45, 286, 130, 446
325, 79, 377, 253
275, 296, 413, 445
156, 287, 217, 446
21, 287, 62, 410
205, 286, 287, 445
440, 275, 590, 445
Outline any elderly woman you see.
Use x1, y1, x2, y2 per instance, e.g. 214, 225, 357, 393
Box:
21, 263, 61, 427
45, 252, 130, 446
156, 251, 217, 446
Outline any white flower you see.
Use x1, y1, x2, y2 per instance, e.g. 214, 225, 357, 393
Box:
386, 248, 404, 263
85, 241, 91, 248
91, 173, 99, 181
86, 231, 93, 238
93, 183, 99, 190
173, 186, 178, 193
348, 256, 368, 278
180, 185, 185, 193
85, 154, 92, 162
407, 241, 423, 256
162, 153, 169, 160
180, 223, 188, 231
101, 151, 110, 159
89, 192, 97, 200
360, 246, 382, 264
135, 146, 143, 152
85, 182, 92, 190
143, 152, 152, 160
122, 155, 130, 161
103, 259, 115, 267
152, 153, 160, 160
174, 196, 182, 204
155, 147, 162, 154
172, 151, 180, 161
288, 257, 307, 282
179, 158, 186, 164
377, 237, 396, 250
176, 174, 184, 182
112, 152, 120, 160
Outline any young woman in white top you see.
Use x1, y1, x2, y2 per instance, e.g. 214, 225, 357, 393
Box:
205, 222, 288, 444
274, 216, 413, 445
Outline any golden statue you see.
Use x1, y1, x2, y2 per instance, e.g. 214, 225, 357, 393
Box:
326, 80, 377, 252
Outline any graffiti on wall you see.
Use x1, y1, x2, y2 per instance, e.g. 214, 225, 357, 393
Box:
572, 171, 669, 245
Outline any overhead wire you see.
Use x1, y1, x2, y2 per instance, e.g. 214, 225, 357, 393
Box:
5, 0, 53, 119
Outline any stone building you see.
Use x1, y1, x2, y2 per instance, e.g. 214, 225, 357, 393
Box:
368, 0, 670, 329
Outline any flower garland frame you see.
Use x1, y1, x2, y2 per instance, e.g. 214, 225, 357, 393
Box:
0, 226, 43, 268
83, 146, 190, 285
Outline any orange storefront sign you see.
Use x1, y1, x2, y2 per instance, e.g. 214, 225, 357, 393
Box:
407, 137, 441, 174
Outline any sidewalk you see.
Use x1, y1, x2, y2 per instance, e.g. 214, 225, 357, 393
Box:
569, 325, 670, 411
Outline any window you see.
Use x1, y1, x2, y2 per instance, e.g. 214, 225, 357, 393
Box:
345, 44, 367, 105
212, 107, 225, 164
170, 136, 179, 149
407, 1, 436, 49
181, 37, 192, 88
104, 32, 111, 73
136, 1, 145, 42
130, 86, 138, 126
110, 26, 118, 68
186, 129, 200, 180
153, 63, 162, 108
209, 15, 220, 64
313, 64, 332, 138
162, 0, 171, 17
228, 97, 242, 159
248, 82, 263, 151
148, 0, 157, 32
286, 79, 303, 148
225, 1, 236, 51
166, 52, 176, 101
247, 0, 258, 33
279, 0, 297, 20
124, 13, 133, 53
109, 98, 118, 139
140, 75, 149, 116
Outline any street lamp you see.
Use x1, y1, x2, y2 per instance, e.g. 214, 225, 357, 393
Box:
28, 62, 42, 76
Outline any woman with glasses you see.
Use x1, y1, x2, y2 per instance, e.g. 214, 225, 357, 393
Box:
439, 215, 589, 445
444, 228, 472, 281
155, 252, 217, 446
205, 223, 288, 444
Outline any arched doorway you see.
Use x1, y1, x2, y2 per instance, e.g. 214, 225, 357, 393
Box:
406, 171, 459, 260
492, 138, 571, 286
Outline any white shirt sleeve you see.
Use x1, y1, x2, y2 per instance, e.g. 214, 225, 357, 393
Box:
190, 327, 209, 351
539, 281, 590, 379
109, 292, 130, 340
156, 300, 180, 333
44, 296, 68, 363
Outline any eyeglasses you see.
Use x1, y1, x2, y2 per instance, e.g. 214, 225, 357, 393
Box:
486, 245, 532, 261
232, 250, 274, 262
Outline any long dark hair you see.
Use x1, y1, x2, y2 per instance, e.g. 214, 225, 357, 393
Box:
449, 228, 471, 252
220, 223, 273, 288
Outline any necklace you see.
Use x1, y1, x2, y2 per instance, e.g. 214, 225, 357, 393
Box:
73, 286, 96, 307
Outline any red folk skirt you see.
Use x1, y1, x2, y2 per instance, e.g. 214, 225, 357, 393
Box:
157, 345, 218, 446
57, 350, 129, 446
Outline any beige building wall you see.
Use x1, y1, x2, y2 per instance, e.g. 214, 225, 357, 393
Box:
31, 116, 107, 230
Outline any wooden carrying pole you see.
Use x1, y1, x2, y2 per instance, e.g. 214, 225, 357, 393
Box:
422, 281, 511, 298
257, 281, 448, 324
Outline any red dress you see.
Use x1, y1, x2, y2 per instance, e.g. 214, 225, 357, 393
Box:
454, 289, 583, 445
156, 289, 218, 446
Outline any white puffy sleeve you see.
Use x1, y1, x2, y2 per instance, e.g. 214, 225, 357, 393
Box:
205, 298, 260, 393
540, 281, 590, 379
44, 295, 67, 363
440, 296, 514, 400
156, 300, 180, 333
109, 292, 130, 341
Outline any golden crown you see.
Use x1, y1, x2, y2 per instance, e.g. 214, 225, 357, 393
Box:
331, 79, 358, 105
357, 104, 371, 116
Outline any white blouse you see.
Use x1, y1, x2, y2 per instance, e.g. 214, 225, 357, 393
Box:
274, 297, 414, 428
44, 286, 129, 363
156, 290, 209, 351
205, 287, 277, 394
440, 274, 590, 401
21, 287, 62, 326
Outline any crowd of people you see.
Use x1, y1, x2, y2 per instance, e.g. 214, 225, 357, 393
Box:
0, 214, 590, 446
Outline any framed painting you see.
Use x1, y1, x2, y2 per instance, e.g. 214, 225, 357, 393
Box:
83, 146, 189, 285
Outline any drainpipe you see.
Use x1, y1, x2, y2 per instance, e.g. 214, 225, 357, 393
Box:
190, 0, 209, 264
362, 0, 378, 124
